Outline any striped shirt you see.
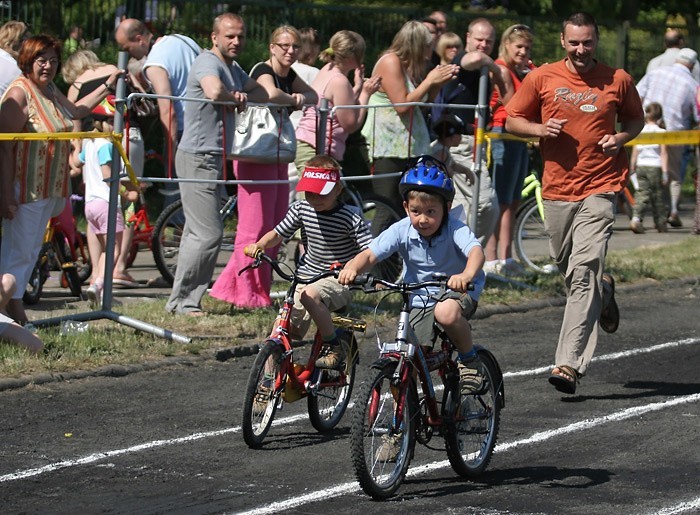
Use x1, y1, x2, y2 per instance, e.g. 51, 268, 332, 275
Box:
275, 200, 372, 277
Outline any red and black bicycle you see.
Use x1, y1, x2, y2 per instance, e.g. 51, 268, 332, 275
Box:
240, 252, 366, 448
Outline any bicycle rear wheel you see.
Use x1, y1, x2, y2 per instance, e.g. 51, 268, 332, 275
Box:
54, 237, 83, 297
151, 199, 185, 286
350, 362, 416, 500
513, 198, 556, 274
307, 331, 358, 432
361, 194, 404, 282
23, 243, 51, 305
241, 340, 285, 448
152, 197, 238, 286
73, 232, 92, 283
443, 351, 501, 477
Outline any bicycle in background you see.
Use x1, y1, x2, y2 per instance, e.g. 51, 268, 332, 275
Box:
23, 214, 91, 304
349, 273, 504, 500
150, 181, 403, 286
513, 170, 636, 275
240, 252, 366, 448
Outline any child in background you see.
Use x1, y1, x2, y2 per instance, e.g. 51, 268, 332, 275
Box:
338, 156, 486, 394
0, 273, 43, 354
244, 155, 372, 369
71, 97, 138, 306
429, 113, 476, 186
429, 113, 497, 246
629, 102, 669, 234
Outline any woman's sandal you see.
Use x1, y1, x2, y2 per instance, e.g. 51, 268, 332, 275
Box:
548, 365, 580, 395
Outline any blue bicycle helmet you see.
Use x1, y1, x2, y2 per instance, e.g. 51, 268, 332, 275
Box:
398, 155, 455, 202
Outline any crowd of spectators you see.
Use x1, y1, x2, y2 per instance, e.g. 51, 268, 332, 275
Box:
0, 10, 698, 360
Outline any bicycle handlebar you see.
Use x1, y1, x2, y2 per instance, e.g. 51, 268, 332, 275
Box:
351, 273, 474, 294
239, 251, 341, 285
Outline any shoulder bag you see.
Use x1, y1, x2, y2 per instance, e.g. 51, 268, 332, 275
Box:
231, 63, 297, 164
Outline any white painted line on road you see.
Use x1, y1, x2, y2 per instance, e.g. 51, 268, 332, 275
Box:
504, 337, 700, 378
1, 337, 697, 485
237, 392, 700, 515
646, 496, 700, 515
0, 426, 239, 482
0, 410, 310, 483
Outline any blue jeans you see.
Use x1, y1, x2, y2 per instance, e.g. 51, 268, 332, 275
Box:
490, 126, 529, 205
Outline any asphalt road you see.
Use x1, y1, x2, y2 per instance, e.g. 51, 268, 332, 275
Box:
2, 278, 699, 514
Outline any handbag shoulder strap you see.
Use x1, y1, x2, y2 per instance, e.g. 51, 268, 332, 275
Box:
251, 61, 282, 90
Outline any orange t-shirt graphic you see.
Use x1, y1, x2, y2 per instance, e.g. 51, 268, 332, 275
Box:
506, 59, 643, 201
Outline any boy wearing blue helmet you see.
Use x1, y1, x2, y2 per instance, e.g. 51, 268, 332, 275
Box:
338, 156, 487, 394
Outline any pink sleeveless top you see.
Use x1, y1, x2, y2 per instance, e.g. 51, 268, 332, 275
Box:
295, 70, 349, 159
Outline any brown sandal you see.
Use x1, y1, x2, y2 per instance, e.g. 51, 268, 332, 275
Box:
548, 365, 579, 394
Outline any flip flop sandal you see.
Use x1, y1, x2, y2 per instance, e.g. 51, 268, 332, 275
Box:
548, 365, 579, 394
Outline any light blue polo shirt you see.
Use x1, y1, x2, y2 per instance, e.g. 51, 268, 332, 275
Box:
369, 215, 485, 307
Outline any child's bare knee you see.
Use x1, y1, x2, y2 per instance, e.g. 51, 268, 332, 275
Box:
434, 301, 461, 325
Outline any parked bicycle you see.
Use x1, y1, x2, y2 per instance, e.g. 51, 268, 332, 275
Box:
513, 171, 636, 275
23, 214, 91, 304
240, 252, 367, 448
151, 180, 403, 286
151, 192, 238, 285
349, 273, 504, 500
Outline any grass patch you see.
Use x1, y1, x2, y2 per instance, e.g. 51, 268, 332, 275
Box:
1, 236, 698, 379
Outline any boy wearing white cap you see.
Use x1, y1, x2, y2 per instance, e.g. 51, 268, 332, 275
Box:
244, 155, 372, 369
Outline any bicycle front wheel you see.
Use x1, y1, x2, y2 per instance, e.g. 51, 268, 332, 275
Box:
443, 351, 501, 478
513, 198, 556, 274
307, 331, 358, 432
350, 362, 416, 500
241, 340, 285, 448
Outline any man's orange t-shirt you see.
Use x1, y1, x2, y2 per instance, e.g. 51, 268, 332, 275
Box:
506, 59, 643, 201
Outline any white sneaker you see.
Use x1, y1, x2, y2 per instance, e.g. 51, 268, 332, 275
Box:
542, 263, 559, 274
482, 260, 499, 274
86, 283, 102, 307
497, 259, 526, 277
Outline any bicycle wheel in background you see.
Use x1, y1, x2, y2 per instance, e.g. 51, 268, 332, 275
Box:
23, 243, 51, 305
443, 350, 502, 478
307, 330, 358, 432
241, 340, 285, 448
152, 197, 238, 285
73, 232, 92, 283
151, 199, 185, 285
361, 194, 404, 282
513, 197, 557, 274
350, 362, 416, 500
52, 231, 91, 285
54, 236, 85, 297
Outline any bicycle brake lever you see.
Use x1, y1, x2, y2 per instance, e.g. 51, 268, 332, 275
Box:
238, 254, 263, 276
237, 264, 253, 276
